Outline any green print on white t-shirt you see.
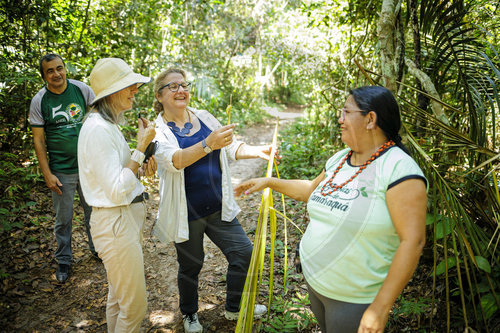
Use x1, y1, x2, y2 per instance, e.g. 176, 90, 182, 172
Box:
300, 147, 426, 303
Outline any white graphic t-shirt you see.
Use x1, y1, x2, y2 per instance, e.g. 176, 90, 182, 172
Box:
301, 146, 426, 303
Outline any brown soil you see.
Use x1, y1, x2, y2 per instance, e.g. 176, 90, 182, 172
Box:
0, 114, 307, 332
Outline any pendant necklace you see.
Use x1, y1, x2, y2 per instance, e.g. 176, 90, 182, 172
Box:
166, 110, 193, 137
320, 140, 395, 197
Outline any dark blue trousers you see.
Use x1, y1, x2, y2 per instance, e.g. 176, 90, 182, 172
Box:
174, 211, 253, 315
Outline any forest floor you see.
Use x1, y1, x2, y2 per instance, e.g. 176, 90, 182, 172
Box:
0, 106, 312, 332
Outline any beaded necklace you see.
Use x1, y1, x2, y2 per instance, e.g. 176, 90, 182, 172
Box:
165, 110, 193, 137
320, 140, 395, 197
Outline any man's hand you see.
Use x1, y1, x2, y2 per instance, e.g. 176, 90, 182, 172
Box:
45, 173, 63, 195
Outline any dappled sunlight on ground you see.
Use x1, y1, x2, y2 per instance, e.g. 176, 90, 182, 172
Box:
149, 310, 176, 326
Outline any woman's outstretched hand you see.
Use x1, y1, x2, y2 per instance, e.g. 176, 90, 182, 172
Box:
234, 143, 281, 161
205, 124, 236, 150
234, 177, 269, 197
253, 144, 280, 162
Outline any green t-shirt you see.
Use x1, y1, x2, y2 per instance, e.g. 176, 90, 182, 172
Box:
29, 79, 95, 174
301, 146, 426, 303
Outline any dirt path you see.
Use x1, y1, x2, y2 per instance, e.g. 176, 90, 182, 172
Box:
1, 108, 303, 332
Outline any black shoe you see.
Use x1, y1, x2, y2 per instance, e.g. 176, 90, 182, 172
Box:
56, 264, 70, 283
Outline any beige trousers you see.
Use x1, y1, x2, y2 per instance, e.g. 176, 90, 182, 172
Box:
90, 202, 147, 333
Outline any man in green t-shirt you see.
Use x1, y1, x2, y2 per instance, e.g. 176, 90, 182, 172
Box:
29, 54, 97, 283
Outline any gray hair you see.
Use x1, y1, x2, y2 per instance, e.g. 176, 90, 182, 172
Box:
90, 95, 125, 124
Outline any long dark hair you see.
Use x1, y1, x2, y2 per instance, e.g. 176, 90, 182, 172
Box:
349, 86, 410, 155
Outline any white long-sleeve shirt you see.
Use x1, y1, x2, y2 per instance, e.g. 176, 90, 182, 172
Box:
153, 107, 242, 243
78, 112, 144, 207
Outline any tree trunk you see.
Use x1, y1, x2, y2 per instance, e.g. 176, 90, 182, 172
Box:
395, 5, 405, 89
410, 0, 429, 112
377, 0, 398, 92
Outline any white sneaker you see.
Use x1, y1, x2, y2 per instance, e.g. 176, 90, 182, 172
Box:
183, 313, 203, 333
225, 304, 267, 321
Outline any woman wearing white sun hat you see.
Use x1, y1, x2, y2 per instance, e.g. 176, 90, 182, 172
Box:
78, 58, 156, 332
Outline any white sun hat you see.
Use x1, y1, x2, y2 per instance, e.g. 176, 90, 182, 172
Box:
89, 58, 151, 105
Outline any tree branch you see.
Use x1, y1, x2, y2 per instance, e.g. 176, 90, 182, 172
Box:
405, 58, 450, 125
77, 0, 92, 54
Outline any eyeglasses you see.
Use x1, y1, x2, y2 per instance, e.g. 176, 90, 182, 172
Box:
338, 107, 366, 121
158, 81, 192, 93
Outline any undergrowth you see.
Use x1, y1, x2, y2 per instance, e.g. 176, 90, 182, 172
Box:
0, 151, 43, 233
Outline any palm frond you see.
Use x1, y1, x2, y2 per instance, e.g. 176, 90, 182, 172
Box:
236, 120, 280, 332
405, 130, 499, 330
274, 161, 289, 288
418, 0, 500, 147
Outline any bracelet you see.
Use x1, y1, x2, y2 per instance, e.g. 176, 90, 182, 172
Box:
131, 149, 145, 165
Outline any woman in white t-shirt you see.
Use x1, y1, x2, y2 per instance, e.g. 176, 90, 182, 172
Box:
235, 86, 427, 333
78, 58, 156, 333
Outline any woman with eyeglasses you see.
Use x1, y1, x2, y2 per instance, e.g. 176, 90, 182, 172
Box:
152, 68, 272, 333
235, 86, 428, 333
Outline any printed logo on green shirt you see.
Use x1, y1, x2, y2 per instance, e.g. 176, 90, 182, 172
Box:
51, 102, 84, 125
309, 185, 365, 212
52, 104, 68, 122
66, 103, 84, 121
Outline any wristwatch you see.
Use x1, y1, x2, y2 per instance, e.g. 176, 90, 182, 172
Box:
201, 139, 212, 154
131, 149, 145, 164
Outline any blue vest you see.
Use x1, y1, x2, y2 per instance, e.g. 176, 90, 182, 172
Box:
173, 120, 223, 221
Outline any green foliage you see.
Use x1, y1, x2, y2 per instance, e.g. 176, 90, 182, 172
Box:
268, 1, 499, 331
0, 152, 42, 232
265, 239, 290, 259
478, 293, 498, 321
278, 119, 338, 180
260, 292, 317, 332
435, 257, 460, 276
0, 268, 9, 281
0, 0, 274, 157
394, 296, 433, 317
1, 0, 499, 331
0, 0, 276, 233
265, 85, 308, 106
